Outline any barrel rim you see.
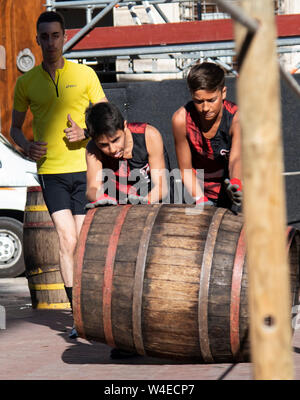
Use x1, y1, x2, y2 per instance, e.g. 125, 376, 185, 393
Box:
230, 226, 246, 360
132, 204, 162, 356
198, 207, 227, 363
73, 208, 97, 339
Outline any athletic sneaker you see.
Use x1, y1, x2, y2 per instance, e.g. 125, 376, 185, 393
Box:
69, 326, 78, 339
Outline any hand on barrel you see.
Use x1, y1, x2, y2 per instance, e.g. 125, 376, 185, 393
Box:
224, 178, 243, 206
194, 196, 214, 207
126, 194, 150, 205
26, 141, 47, 161
64, 114, 85, 142
85, 193, 118, 209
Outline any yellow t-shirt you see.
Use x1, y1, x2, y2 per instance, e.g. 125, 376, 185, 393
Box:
13, 59, 105, 174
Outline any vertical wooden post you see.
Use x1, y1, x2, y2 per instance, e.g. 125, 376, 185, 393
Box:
235, 0, 294, 379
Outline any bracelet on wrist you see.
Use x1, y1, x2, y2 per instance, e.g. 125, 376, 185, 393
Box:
230, 178, 242, 191
194, 195, 209, 204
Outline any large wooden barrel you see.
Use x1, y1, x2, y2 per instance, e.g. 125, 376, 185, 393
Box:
23, 186, 70, 310
73, 204, 300, 363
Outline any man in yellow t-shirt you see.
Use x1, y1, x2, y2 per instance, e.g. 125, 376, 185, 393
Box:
10, 11, 107, 338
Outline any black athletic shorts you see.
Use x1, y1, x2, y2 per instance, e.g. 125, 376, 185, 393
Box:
38, 171, 87, 215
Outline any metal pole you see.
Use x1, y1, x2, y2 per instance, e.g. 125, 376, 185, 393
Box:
128, 3, 142, 25
64, 41, 237, 58
46, 0, 54, 11
86, 5, 93, 23
50, 0, 119, 7
63, 0, 121, 53
63, 36, 300, 59
142, 1, 157, 24
152, 4, 170, 23
50, 0, 194, 8
197, 0, 202, 20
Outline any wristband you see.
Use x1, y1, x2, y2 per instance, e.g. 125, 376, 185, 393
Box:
127, 194, 150, 204
195, 195, 209, 204
95, 194, 117, 203
85, 193, 118, 209
229, 178, 242, 191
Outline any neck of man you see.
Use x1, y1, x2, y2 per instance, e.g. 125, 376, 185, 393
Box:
200, 107, 223, 137
42, 56, 64, 81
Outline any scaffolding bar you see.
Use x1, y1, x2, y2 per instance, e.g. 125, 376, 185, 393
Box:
64, 41, 235, 58
64, 36, 300, 59
63, 0, 121, 52
65, 20, 234, 52
48, 0, 199, 8
64, 15, 300, 53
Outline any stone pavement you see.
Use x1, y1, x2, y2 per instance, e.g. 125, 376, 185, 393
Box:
0, 277, 300, 381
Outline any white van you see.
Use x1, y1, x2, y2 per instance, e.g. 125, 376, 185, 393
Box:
0, 133, 38, 278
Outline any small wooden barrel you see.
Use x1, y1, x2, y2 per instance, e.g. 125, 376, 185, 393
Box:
73, 204, 300, 363
23, 186, 70, 310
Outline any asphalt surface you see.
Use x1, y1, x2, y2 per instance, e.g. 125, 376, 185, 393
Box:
1, 277, 300, 383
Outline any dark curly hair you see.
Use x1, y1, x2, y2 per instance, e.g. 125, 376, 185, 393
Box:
187, 62, 225, 93
85, 102, 125, 140
36, 11, 65, 33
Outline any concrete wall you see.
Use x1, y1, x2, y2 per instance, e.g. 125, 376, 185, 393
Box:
102, 76, 300, 228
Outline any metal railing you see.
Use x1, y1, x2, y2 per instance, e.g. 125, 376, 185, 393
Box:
44, 0, 300, 77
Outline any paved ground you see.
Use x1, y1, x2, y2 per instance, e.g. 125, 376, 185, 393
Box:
1, 277, 300, 382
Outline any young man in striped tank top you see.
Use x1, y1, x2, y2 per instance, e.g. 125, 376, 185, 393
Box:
84, 102, 169, 359
172, 62, 242, 211
84, 102, 168, 208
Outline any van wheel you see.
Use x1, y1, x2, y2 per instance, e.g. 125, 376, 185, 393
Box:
0, 217, 25, 278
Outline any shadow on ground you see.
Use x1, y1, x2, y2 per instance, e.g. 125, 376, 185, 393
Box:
1, 278, 250, 379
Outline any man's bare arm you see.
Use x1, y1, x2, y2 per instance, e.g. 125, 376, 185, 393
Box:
10, 109, 47, 161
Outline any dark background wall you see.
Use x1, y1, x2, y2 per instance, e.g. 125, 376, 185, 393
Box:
102, 76, 300, 228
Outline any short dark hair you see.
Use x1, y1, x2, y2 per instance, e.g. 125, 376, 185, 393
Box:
187, 62, 225, 93
85, 102, 125, 140
36, 11, 65, 33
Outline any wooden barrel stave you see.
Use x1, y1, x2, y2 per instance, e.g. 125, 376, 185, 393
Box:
27, 266, 68, 309
207, 213, 245, 362
73, 204, 300, 363
23, 187, 70, 310
142, 206, 216, 361
112, 206, 151, 351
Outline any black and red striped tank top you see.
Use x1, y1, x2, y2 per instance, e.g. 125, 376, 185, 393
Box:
185, 100, 238, 200
101, 122, 151, 200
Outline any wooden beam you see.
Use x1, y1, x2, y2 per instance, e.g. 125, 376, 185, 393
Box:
235, 0, 294, 380
0, 0, 43, 141
65, 14, 300, 51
